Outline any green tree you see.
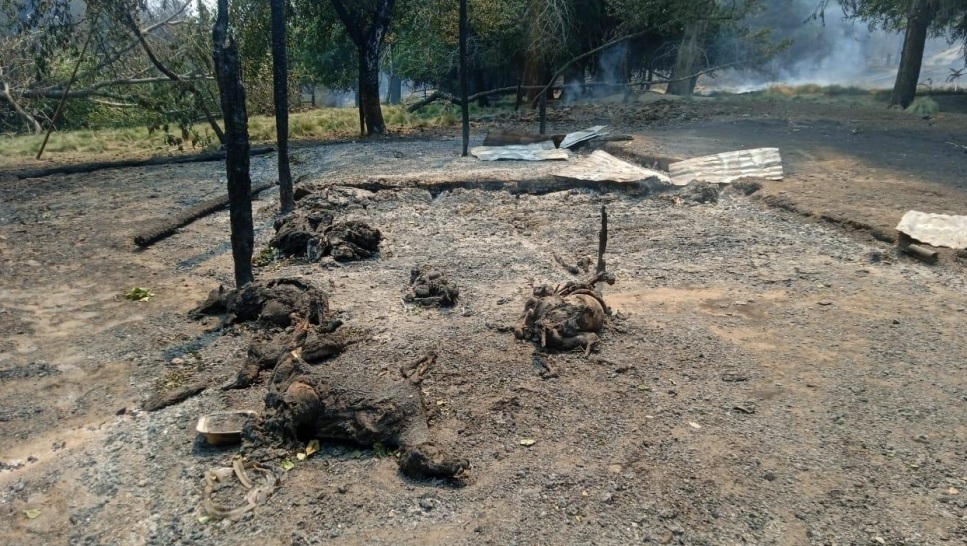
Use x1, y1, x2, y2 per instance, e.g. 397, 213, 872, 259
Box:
330, 0, 396, 135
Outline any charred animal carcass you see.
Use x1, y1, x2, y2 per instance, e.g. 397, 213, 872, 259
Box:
191, 277, 329, 327
270, 213, 381, 262
226, 321, 364, 389
515, 206, 614, 354
404, 264, 459, 307
270, 210, 333, 258
245, 351, 468, 480
514, 275, 612, 354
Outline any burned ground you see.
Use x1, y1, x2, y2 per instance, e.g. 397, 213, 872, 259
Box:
1, 98, 967, 545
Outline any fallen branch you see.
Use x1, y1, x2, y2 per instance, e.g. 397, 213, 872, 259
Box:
12, 146, 274, 180
903, 244, 938, 265
143, 380, 208, 411
133, 180, 276, 248
406, 86, 518, 112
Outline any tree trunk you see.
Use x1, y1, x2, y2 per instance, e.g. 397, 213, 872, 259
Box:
459, 0, 470, 156
330, 0, 394, 136
213, 0, 254, 288
667, 11, 710, 97
359, 42, 386, 135
389, 75, 402, 105
890, 0, 935, 108
270, 0, 294, 214
474, 69, 490, 107
538, 88, 547, 135
356, 62, 365, 136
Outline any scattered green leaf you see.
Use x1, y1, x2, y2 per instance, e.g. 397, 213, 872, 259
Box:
348, 450, 362, 459
24, 508, 41, 519
252, 247, 278, 267
296, 452, 307, 461
197, 516, 211, 524
637, 384, 652, 392
123, 287, 154, 302
281, 459, 295, 471
520, 438, 536, 447
373, 441, 389, 458
306, 439, 320, 457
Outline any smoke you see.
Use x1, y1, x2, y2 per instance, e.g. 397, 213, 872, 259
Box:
597, 42, 629, 88
705, 0, 963, 92
563, 42, 630, 104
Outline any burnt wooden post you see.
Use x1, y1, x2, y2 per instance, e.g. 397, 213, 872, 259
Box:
459, 0, 470, 156
213, 0, 254, 287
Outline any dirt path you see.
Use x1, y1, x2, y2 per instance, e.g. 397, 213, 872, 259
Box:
2, 99, 966, 545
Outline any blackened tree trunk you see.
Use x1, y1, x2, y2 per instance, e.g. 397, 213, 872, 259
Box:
270, 0, 294, 214
213, 0, 254, 287
359, 45, 385, 134
667, 9, 711, 96
459, 0, 470, 156
891, 0, 936, 108
331, 0, 396, 136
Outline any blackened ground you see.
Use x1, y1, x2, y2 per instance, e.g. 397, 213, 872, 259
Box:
1, 97, 966, 545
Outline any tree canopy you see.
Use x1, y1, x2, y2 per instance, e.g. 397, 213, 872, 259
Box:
3, 0, 965, 136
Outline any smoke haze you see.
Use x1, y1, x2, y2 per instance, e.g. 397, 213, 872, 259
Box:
705, 0, 964, 92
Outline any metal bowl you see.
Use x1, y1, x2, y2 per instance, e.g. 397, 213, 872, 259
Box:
195, 410, 257, 446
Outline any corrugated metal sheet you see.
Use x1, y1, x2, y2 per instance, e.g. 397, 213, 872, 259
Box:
559, 125, 608, 149
555, 150, 671, 184
471, 142, 569, 161
896, 210, 967, 249
669, 148, 783, 186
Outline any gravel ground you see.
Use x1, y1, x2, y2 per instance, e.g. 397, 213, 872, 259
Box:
3, 102, 967, 545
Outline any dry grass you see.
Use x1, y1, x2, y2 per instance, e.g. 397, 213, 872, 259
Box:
705, 84, 893, 105
0, 105, 466, 167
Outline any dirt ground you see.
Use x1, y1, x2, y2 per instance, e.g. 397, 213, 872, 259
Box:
2, 96, 967, 546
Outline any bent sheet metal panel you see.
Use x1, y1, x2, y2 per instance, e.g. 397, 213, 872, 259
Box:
555, 150, 671, 184
559, 125, 608, 150
896, 210, 967, 249
470, 142, 570, 161
669, 147, 783, 186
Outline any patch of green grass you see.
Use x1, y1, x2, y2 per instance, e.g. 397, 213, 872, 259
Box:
906, 97, 940, 116
0, 102, 503, 165
123, 287, 154, 302
252, 246, 278, 267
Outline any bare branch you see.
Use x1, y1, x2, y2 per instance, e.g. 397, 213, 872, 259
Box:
0, 81, 42, 134
123, 6, 225, 143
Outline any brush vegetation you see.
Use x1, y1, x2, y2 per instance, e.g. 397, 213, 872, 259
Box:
0, 104, 467, 165
905, 97, 940, 116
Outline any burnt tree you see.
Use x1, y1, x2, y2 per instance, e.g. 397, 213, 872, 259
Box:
271, 0, 294, 213
891, 0, 936, 108
213, 0, 255, 287
331, 0, 396, 135
459, 0, 470, 156
667, 9, 711, 97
